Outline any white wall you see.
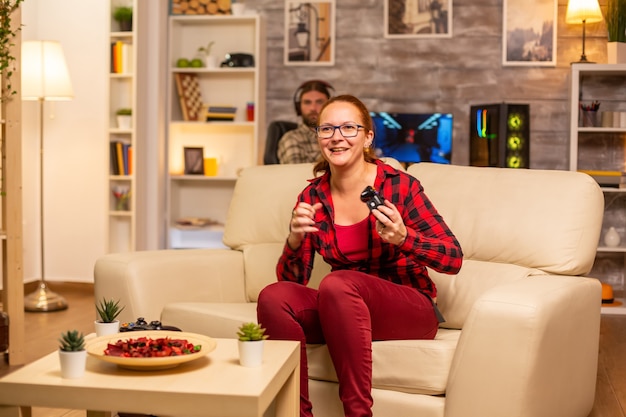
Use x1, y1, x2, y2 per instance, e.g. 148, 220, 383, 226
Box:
21, 0, 108, 283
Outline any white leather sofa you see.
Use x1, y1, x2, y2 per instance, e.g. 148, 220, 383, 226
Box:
95, 162, 604, 417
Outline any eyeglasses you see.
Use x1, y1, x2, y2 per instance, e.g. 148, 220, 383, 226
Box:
316, 123, 364, 139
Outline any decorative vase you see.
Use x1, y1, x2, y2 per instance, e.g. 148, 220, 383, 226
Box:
119, 20, 132, 32
204, 55, 217, 69
607, 42, 626, 64
231, 3, 245, 15
238, 340, 264, 367
116, 115, 132, 129
58, 350, 87, 379
604, 226, 621, 247
94, 320, 120, 337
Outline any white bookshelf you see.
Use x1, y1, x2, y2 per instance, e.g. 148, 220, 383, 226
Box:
165, 14, 266, 249
569, 64, 626, 311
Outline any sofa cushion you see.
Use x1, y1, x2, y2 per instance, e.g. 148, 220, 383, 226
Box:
307, 329, 460, 395
408, 163, 603, 276
162, 302, 258, 338
162, 301, 459, 396
243, 243, 332, 301
224, 158, 404, 251
223, 163, 315, 250
430, 259, 539, 329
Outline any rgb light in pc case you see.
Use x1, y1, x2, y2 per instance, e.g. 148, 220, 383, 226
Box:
470, 103, 530, 168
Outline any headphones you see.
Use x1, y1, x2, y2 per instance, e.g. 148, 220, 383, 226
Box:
293, 80, 335, 116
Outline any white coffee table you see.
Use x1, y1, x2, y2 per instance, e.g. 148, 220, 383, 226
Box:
0, 337, 300, 417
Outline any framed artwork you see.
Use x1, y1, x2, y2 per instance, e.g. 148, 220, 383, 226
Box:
384, 0, 452, 39
284, 0, 336, 66
503, 0, 557, 66
184, 147, 205, 175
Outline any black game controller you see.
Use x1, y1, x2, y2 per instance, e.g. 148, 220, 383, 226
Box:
360, 186, 385, 211
120, 317, 182, 332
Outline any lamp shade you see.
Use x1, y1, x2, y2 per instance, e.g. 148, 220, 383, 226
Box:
22, 40, 74, 101
565, 0, 604, 24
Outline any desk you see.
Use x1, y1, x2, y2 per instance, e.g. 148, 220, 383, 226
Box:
0, 338, 299, 417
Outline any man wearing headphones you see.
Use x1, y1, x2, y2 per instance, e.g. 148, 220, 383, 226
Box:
277, 80, 334, 164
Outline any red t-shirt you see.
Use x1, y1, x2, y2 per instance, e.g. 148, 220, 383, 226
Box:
335, 217, 369, 261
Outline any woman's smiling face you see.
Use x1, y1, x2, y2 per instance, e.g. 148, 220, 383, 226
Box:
317, 101, 373, 167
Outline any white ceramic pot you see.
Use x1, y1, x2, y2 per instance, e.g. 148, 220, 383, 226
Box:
58, 350, 87, 379
94, 320, 120, 337
116, 115, 132, 129
607, 42, 626, 64
204, 55, 217, 68
231, 3, 245, 15
238, 340, 264, 367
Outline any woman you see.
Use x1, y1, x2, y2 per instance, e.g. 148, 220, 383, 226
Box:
257, 95, 463, 417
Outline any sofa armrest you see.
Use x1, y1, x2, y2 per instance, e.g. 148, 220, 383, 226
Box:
94, 249, 246, 323
445, 275, 601, 417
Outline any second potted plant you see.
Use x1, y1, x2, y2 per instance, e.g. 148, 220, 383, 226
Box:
606, 0, 626, 63
58, 330, 87, 379
113, 6, 133, 32
237, 322, 268, 367
116, 108, 132, 129
197, 41, 216, 68
95, 297, 125, 336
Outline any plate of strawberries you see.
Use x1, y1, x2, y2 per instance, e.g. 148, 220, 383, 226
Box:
86, 330, 216, 370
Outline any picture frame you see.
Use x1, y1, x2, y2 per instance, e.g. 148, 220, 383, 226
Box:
384, 0, 452, 39
284, 0, 336, 66
502, 0, 557, 66
183, 147, 205, 175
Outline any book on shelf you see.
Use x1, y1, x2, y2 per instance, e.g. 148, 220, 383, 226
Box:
128, 145, 133, 175
205, 112, 236, 121
116, 142, 124, 175
122, 42, 133, 73
578, 170, 626, 188
110, 142, 119, 175
110, 141, 132, 175
207, 105, 237, 113
122, 143, 130, 175
110, 41, 133, 74
205, 104, 236, 122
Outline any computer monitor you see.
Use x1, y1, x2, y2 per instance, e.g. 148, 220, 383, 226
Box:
369, 112, 453, 165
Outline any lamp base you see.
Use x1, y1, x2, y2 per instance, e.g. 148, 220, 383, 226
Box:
571, 54, 595, 64
24, 281, 68, 312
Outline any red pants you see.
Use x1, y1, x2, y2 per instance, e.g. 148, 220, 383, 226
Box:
256, 270, 439, 417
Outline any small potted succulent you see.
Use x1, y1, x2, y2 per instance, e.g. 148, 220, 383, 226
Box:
58, 330, 87, 379
237, 322, 268, 367
113, 6, 133, 32
95, 297, 125, 336
116, 108, 132, 129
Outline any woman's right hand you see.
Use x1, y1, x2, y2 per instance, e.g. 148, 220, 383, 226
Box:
287, 202, 322, 250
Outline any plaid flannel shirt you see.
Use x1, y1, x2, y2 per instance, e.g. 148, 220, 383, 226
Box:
277, 123, 321, 164
276, 160, 463, 299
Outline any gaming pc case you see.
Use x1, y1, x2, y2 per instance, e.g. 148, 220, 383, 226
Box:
469, 103, 530, 168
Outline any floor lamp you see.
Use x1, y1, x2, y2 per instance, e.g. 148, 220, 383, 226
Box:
565, 0, 604, 63
21, 40, 74, 312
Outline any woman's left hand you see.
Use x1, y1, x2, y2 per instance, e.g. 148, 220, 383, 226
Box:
373, 200, 407, 246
